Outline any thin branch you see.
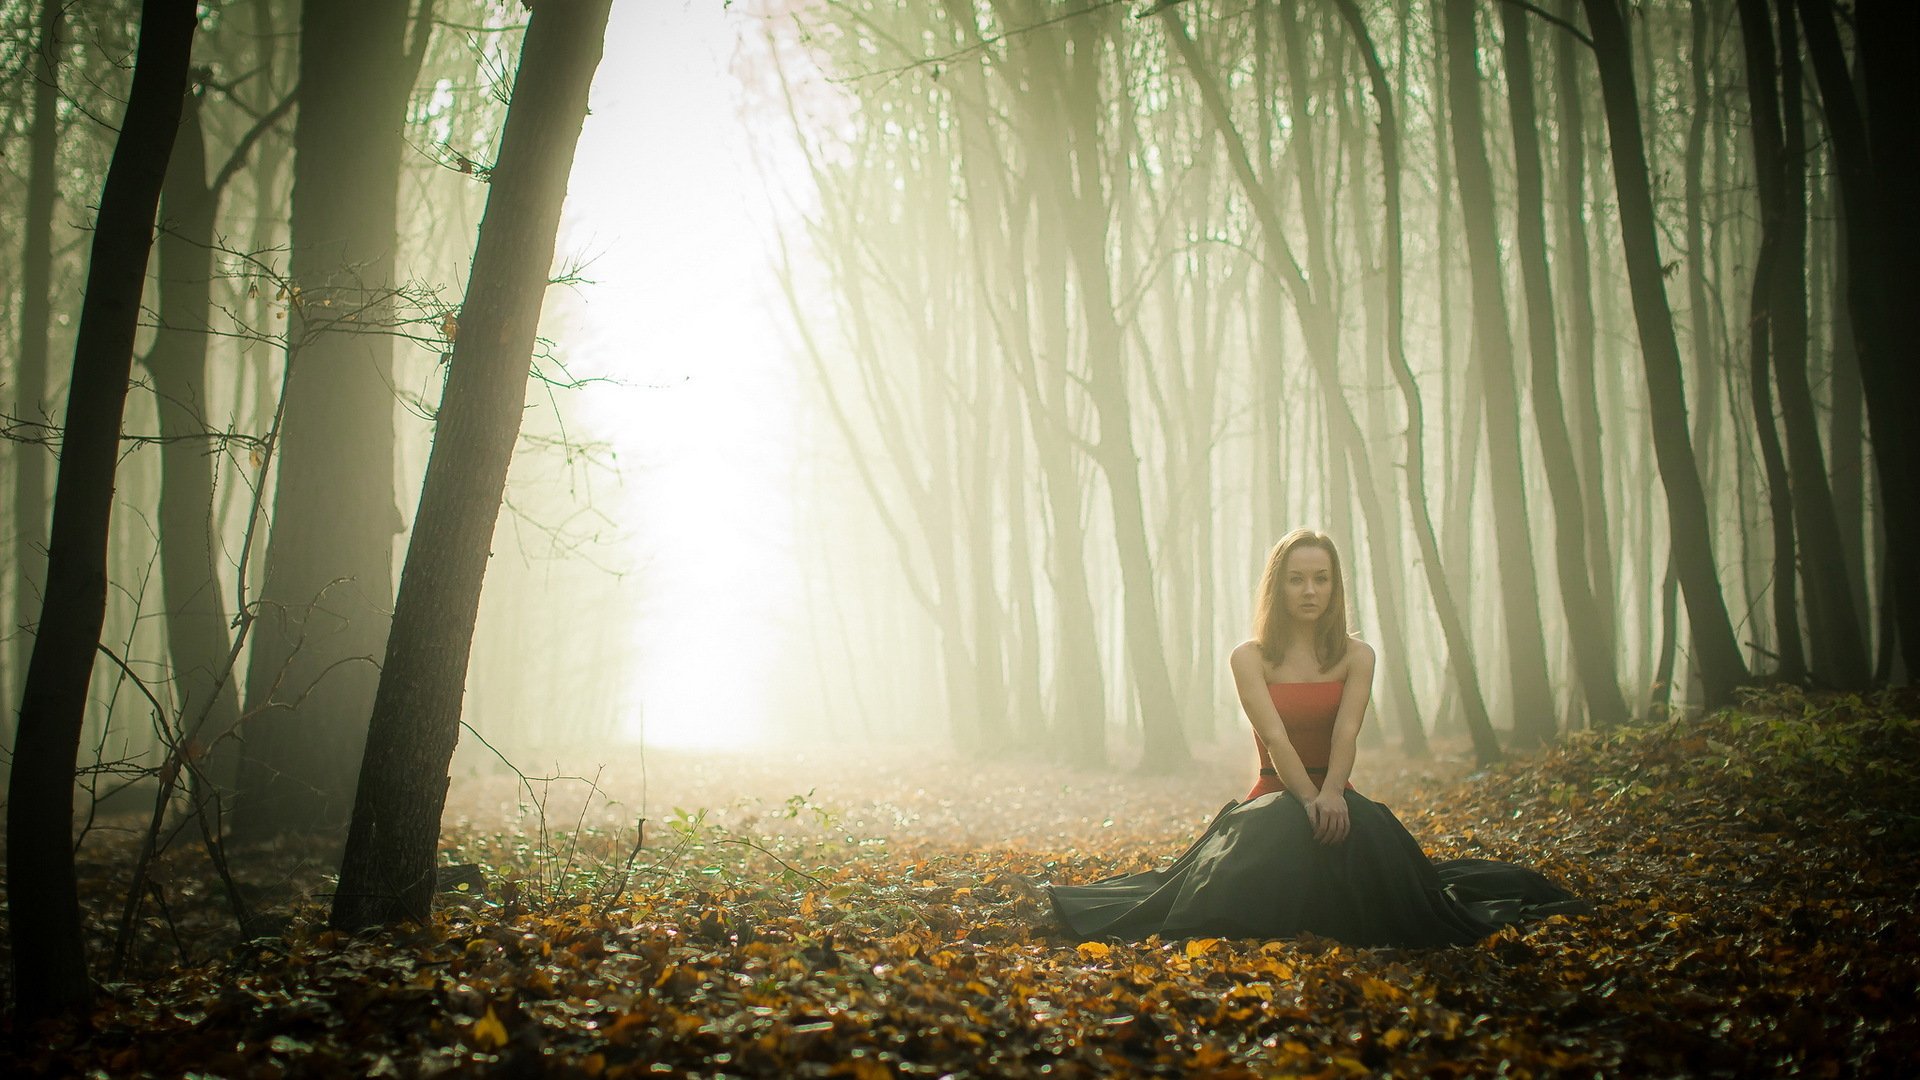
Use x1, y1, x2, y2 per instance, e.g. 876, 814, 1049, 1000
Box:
209, 86, 298, 197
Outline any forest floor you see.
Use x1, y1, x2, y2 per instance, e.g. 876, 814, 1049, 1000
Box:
5, 687, 1918, 1077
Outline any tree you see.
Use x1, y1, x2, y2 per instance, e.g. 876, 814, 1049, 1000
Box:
332, 0, 612, 930
1580, 0, 1749, 705
6, 0, 199, 1020
235, 0, 433, 840
144, 81, 296, 792
9, 0, 64, 730
1798, 0, 1920, 681
1328, 0, 1501, 761
1441, 0, 1559, 743
1498, 1, 1630, 729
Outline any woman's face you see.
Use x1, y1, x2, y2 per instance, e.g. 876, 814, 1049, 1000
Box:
1283, 545, 1334, 624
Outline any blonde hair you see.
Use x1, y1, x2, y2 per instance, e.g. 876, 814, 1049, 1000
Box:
1252, 529, 1351, 672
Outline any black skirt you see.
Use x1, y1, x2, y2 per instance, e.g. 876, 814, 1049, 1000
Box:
1047, 790, 1589, 947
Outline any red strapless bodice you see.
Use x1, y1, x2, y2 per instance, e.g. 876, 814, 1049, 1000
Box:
1268, 681, 1344, 771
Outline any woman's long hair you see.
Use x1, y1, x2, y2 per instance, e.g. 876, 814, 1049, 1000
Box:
1251, 529, 1351, 672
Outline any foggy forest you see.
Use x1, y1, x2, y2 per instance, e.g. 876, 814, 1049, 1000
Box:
0, 0, 1914, 1075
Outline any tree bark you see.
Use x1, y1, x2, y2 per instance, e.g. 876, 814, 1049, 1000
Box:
1580, 0, 1750, 704
1442, 0, 1558, 744
6, 0, 197, 1019
332, 0, 610, 930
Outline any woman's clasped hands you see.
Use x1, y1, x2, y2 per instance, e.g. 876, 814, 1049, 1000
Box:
1305, 788, 1351, 845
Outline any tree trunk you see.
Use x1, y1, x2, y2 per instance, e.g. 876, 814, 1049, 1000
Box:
1799, 0, 1920, 680
1738, 0, 1869, 686
1329, 0, 1493, 762
6, 0, 197, 1019
145, 88, 244, 776
1580, 0, 1750, 704
1559, 0, 1622, 697
332, 0, 610, 930
1036, 7, 1190, 770
9, 0, 64, 734
1499, 3, 1631, 729
1734, 0, 1807, 681
1442, 0, 1559, 743
236, 0, 425, 841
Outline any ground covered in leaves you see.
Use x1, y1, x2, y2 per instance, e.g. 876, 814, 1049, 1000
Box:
6, 688, 1918, 1077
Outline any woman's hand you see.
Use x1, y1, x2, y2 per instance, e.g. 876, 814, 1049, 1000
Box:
1308, 790, 1350, 845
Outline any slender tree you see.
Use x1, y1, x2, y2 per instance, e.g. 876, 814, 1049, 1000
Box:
144, 83, 295, 782
1580, 0, 1750, 704
1442, 0, 1558, 743
9, 0, 65, 724
1499, 2, 1631, 728
1737, 0, 1868, 686
1798, 0, 1919, 679
332, 0, 612, 930
1329, 0, 1500, 762
6, 0, 199, 1019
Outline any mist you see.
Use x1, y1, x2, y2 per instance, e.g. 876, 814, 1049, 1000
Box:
2, 0, 1915, 1068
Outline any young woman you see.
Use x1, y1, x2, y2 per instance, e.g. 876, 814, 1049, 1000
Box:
1046, 529, 1587, 946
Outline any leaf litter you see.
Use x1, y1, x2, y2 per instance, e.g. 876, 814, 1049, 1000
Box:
5, 687, 1917, 1077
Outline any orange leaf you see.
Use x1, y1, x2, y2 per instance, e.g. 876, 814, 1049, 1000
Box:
468, 1006, 508, 1051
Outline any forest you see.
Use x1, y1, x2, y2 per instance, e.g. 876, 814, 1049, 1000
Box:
0, 0, 1915, 1075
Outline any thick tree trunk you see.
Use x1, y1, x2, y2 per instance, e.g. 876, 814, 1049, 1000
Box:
1499, 4, 1631, 729
6, 0, 197, 1019
1442, 0, 1559, 744
9, 0, 64, 731
236, 0, 423, 841
332, 0, 610, 930
1580, 0, 1750, 704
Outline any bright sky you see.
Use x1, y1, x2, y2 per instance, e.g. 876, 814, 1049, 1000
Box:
551, 1, 811, 749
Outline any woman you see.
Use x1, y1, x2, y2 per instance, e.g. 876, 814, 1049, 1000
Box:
1047, 529, 1587, 947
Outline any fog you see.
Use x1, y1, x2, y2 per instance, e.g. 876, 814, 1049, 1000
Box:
1, 0, 1898, 808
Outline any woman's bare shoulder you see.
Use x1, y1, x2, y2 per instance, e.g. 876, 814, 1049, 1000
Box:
1228, 640, 1267, 677
1340, 638, 1377, 679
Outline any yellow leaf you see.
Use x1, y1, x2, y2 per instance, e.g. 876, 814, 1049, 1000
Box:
1076, 941, 1112, 959
1185, 937, 1221, 959
468, 1006, 508, 1050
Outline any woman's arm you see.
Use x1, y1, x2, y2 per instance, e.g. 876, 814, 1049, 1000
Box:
1230, 642, 1319, 803
1316, 640, 1375, 793
1306, 641, 1374, 844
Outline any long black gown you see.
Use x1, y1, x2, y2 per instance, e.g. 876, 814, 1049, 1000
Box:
1047, 681, 1588, 947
